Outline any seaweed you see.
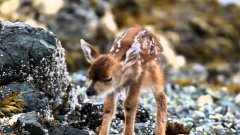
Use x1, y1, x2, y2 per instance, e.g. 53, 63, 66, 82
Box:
166, 121, 191, 135
0, 94, 24, 117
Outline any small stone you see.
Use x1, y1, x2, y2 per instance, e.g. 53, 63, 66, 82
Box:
213, 125, 225, 135
214, 106, 223, 114
184, 121, 194, 128
209, 114, 224, 121
197, 95, 213, 106
33, 0, 64, 15
16, 111, 46, 135
235, 93, 240, 106
196, 126, 203, 131
0, 0, 20, 15
223, 123, 233, 128
193, 111, 206, 119
50, 124, 90, 135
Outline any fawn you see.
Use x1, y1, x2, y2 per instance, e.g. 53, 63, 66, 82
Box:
80, 27, 167, 135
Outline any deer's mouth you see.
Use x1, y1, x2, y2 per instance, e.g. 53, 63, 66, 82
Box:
87, 95, 96, 99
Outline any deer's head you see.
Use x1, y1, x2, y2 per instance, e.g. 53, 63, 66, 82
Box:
80, 39, 140, 98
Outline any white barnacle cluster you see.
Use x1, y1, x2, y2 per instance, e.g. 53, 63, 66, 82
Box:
27, 40, 70, 109
47, 42, 70, 107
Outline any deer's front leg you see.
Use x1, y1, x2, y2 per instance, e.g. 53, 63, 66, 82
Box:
123, 86, 141, 135
99, 92, 118, 135
154, 86, 167, 135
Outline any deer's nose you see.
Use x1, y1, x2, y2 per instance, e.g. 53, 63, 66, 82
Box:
86, 88, 97, 97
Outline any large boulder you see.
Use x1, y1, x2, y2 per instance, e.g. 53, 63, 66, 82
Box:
0, 21, 70, 109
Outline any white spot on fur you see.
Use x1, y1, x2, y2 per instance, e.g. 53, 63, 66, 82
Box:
116, 49, 119, 53
123, 30, 146, 70
117, 28, 132, 48
110, 46, 114, 52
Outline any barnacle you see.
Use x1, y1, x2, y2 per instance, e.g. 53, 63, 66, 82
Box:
166, 121, 191, 134
0, 94, 24, 117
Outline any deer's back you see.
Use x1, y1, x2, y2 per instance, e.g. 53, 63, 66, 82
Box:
110, 27, 163, 63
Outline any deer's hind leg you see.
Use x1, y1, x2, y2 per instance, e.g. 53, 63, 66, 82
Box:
151, 70, 167, 135
99, 92, 118, 135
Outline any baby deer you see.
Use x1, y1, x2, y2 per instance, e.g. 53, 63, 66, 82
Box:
80, 27, 166, 135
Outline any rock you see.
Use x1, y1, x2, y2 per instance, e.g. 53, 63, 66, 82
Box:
134, 123, 154, 134
209, 114, 224, 121
68, 102, 103, 129
195, 126, 204, 132
50, 124, 90, 135
232, 72, 240, 88
160, 34, 186, 70
46, 0, 99, 66
0, 82, 49, 112
184, 121, 194, 128
15, 111, 47, 135
0, 21, 70, 109
99, 1, 118, 34
197, 95, 213, 106
24, 18, 47, 30
189, 17, 213, 36
192, 110, 206, 120
0, 125, 14, 135
0, 0, 20, 16
235, 93, 240, 106
168, 63, 208, 86
68, 101, 149, 129
212, 125, 225, 135
32, 0, 64, 15
116, 100, 150, 123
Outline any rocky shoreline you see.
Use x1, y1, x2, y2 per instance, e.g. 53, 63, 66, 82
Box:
1, 0, 240, 133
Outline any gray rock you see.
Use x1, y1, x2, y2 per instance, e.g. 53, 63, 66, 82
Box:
50, 124, 90, 135
0, 82, 49, 112
197, 95, 213, 106
0, 125, 14, 135
209, 114, 224, 121
68, 101, 150, 130
235, 93, 240, 106
16, 111, 47, 135
0, 21, 70, 109
134, 123, 155, 134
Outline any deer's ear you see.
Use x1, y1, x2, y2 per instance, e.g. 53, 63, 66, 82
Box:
122, 43, 141, 70
80, 39, 99, 64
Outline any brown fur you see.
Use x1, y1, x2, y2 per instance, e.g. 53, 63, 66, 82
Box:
81, 27, 167, 135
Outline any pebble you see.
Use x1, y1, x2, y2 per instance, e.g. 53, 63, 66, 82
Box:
235, 93, 240, 106
197, 95, 213, 106
193, 111, 206, 119
209, 114, 224, 121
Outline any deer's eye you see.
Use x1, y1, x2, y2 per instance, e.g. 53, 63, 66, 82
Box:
102, 77, 112, 82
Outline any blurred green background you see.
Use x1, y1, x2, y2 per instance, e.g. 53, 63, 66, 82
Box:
1, 0, 240, 92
